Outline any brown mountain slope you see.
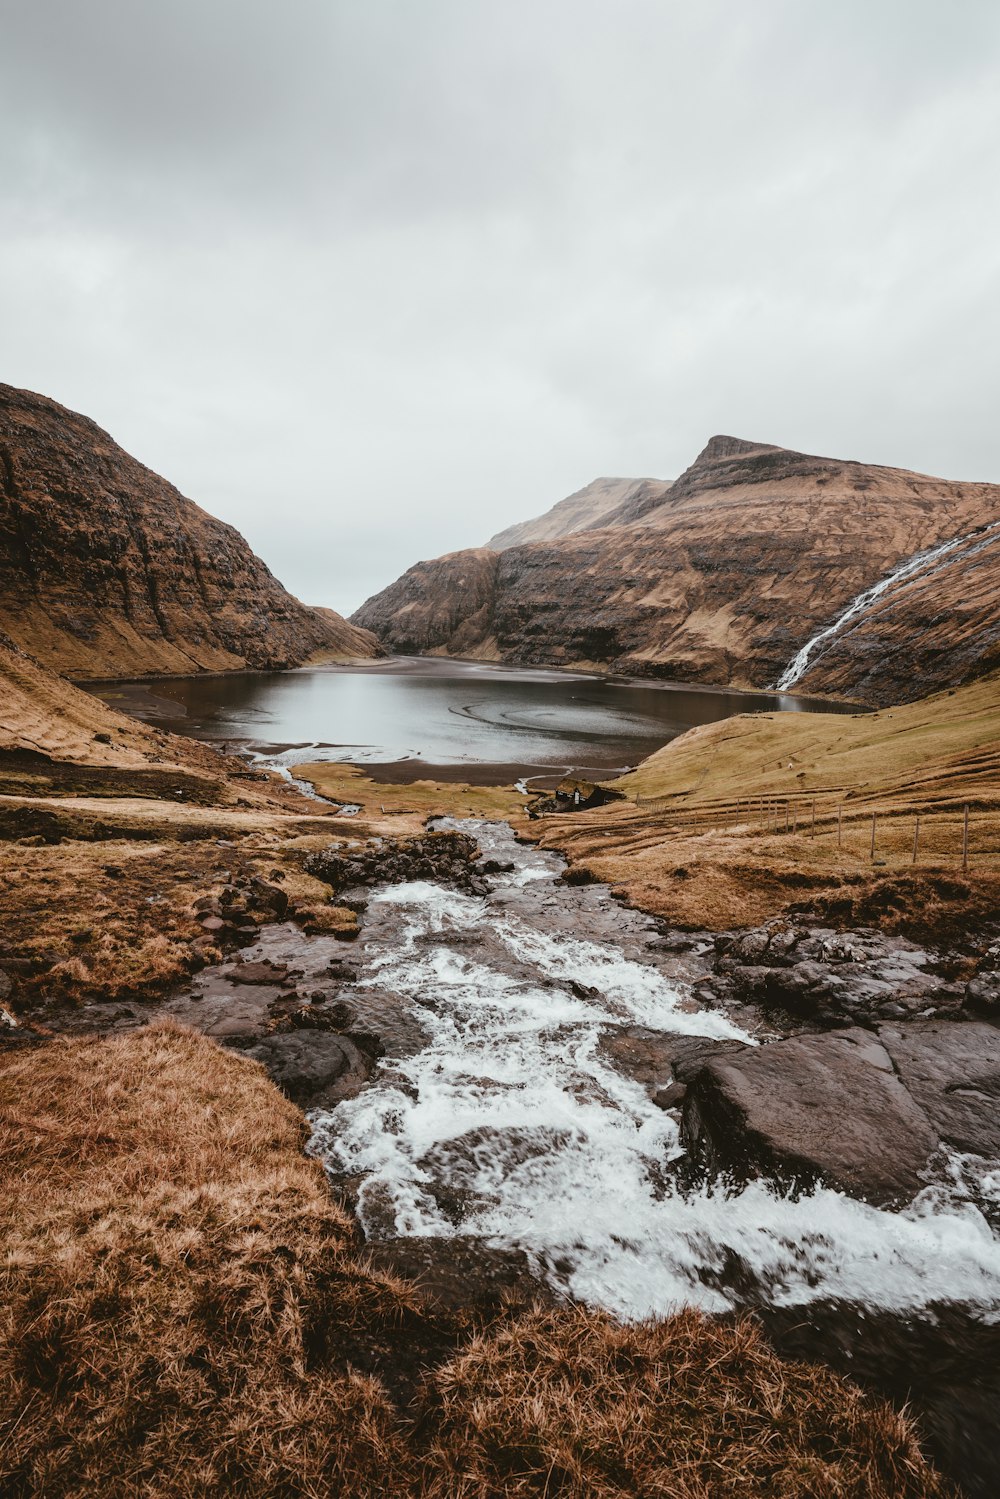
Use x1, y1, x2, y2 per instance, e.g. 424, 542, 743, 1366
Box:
789, 525, 1000, 701
0, 383, 378, 679
354, 436, 1000, 704
309, 605, 384, 661
487, 476, 669, 550
0, 634, 192, 768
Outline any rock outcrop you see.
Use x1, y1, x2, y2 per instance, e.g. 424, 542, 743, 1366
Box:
355, 435, 1000, 703
681, 1019, 1000, 1206
0, 382, 379, 678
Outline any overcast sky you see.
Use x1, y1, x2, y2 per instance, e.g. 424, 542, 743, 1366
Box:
3, 2, 1000, 615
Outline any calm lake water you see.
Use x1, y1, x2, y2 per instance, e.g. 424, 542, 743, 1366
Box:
93, 658, 850, 777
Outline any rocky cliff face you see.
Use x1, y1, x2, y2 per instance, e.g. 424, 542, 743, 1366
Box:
352, 548, 502, 657
0, 383, 378, 679
353, 436, 1000, 704
792, 525, 1000, 702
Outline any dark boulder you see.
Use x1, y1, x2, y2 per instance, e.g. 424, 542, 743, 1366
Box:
682, 1029, 939, 1205
306, 830, 484, 895
236, 1030, 373, 1106
879, 1020, 1000, 1157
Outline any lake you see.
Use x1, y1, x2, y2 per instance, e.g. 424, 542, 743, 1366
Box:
92, 658, 852, 781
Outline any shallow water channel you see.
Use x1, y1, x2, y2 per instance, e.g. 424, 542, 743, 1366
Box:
304, 821, 1000, 1322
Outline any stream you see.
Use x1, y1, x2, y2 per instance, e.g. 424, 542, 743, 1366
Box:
307, 820, 1000, 1322
777, 518, 1000, 689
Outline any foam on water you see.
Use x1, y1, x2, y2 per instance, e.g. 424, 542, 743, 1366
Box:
310, 825, 1000, 1322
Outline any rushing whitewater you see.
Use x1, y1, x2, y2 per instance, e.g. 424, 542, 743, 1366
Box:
777, 519, 1000, 690
308, 821, 1000, 1323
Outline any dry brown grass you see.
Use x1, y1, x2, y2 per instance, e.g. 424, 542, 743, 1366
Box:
535, 672, 1000, 934
0, 1027, 953, 1497
294, 760, 530, 839
0, 832, 360, 1012
420, 1307, 953, 1499
0, 1022, 433, 1496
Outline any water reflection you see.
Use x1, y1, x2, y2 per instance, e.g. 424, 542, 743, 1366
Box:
91, 658, 854, 773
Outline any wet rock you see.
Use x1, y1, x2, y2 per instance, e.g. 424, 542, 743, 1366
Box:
235, 1030, 373, 1107
227, 960, 290, 986
337, 889, 369, 913
716, 919, 949, 1026
682, 1029, 939, 1205
270, 1003, 358, 1035
599, 1027, 680, 1087
879, 1020, 1000, 1157
965, 972, 1000, 1015
758, 1300, 1000, 1499
648, 932, 707, 954
326, 959, 358, 982
568, 979, 601, 1000
306, 830, 484, 896
652, 1082, 686, 1111
325, 1000, 357, 1029
249, 876, 289, 917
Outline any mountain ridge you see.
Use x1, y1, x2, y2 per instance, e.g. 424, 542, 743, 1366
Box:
354, 435, 1000, 704
0, 382, 378, 679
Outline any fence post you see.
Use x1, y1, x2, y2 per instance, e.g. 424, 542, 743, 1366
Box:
912, 816, 920, 865
963, 804, 969, 873
837, 805, 842, 850
810, 796, 816, 837
870, 812, 876, 862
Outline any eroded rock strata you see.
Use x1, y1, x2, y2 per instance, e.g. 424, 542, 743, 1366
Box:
354, 435, 1000, 703
0, 382, 378, 678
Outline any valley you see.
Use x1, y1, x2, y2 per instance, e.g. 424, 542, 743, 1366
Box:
3, 384, 1000, 1495
353, 435, 1000, 705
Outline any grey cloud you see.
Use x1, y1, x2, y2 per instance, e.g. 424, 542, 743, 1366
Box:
2, 1, 999, 613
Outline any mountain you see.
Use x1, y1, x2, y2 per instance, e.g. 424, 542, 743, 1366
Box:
353, 436, 1000, 704
0, 383, 378, 679
487, 476, 669, 550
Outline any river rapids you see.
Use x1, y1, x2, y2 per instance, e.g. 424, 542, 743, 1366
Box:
308, 820, 1000, 1322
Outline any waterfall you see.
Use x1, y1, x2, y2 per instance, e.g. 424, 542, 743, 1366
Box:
776, 519, 1000, 691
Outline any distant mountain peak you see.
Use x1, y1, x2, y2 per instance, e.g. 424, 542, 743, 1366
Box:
486, 475, 663, 551
694, 435, 783, 464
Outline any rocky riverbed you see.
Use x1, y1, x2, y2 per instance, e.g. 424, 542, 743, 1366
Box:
52, 817, 1000, 1494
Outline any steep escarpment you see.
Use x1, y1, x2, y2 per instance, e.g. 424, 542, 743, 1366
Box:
352, 547, 501, 656
0, 383, 378, 678
354, 436, 1000, 702
790, 525, 1000, 702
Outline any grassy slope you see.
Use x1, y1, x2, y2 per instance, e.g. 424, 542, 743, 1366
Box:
533, 672, 1000, 932
0, 1024, 952, 1498
621, 671, 1000, 814
294, 760, 530, 836
0, 642, 377, 1012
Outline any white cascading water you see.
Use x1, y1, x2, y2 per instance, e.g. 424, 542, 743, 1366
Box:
309, 821, 1000, 1323
776, 520, 1000, 691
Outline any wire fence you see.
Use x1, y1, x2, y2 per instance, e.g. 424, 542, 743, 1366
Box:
632, 789, 990, 870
